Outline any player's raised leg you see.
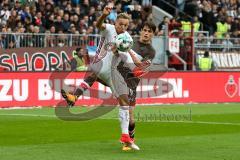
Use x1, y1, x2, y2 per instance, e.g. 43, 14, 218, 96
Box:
61, 73, 95, 106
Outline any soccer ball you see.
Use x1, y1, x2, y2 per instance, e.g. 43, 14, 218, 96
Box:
115, 32, 133, 52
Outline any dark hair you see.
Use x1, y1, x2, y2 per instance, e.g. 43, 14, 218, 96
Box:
163, 16, 168, 20
143, 21, 156, 33
204, 51, 209, 57
76, 47, 82, 52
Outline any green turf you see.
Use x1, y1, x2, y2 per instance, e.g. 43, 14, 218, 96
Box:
0, 104, 240, 160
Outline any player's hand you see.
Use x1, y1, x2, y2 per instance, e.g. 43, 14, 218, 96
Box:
103, 4, 113, 16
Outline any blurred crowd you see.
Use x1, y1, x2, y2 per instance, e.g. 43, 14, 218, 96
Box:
156, 0, 240, 44
0, 0, 152, 48
0, 0, 154, 34
1, 0, 240, 49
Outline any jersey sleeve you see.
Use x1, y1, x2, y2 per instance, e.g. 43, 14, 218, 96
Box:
100, 24, 114, 36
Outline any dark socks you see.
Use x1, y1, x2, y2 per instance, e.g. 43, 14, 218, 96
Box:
128, 122, 135, 138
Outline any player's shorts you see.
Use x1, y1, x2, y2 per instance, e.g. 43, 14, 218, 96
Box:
106, 69, 129, 98
117, 64, 140, 106
88, 67, 129, 98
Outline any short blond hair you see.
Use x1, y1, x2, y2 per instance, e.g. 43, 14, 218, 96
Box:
117, 13, 131, 20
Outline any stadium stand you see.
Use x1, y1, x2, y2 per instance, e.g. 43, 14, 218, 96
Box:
0, 0, 154, 49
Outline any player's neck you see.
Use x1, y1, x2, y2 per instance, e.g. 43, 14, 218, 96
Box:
139, 39, 150, 44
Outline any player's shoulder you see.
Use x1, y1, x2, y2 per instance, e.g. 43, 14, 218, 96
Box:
101, 24, 116, 36
148, 45, 156, 58
148, 44, 156, 53
105, 23, 115, 30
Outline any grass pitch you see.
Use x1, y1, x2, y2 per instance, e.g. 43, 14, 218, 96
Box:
0, 103, 240, 160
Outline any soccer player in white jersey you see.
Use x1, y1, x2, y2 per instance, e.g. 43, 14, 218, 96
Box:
61, 5, 140, 150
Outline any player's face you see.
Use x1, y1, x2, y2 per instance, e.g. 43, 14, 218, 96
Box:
115, 18, 129, 34
140, 26, 154, 44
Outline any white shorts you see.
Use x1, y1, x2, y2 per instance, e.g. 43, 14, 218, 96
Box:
90, 55, 128, 98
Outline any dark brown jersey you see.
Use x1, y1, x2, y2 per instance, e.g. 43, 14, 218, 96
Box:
117, 40, 156, 90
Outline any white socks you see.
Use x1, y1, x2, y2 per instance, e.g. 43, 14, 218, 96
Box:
119, 106, 130, 134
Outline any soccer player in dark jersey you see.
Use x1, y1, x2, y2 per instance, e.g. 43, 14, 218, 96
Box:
117, 21, 156, 144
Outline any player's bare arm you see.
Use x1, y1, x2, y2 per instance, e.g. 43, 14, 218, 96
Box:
128, 50, 151, 69
128, 50, 142, 67
96, 5, 112, 30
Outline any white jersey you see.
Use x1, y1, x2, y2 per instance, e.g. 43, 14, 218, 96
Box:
90, 24, 133, 82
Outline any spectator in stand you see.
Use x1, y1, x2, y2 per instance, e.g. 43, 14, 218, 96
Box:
0, 0, 155, 49
129, 3, 142, 21
71, 47, 88, 71
83, 15, 89, 28
45, 2, 54, 18
158, 16, 170, 36
46, 30, 55, 47
45, 14, 55, 30
14, 1, 22, 13
57, 29, 67, 47
16, 26, 26, 48
231, 17, 240, 32
0, 4, 10, 26
54, 15, 63, 33
7, 10, 20, 31
200, 0, 217, 35
80, 0, 90, 15
222, 33, 234, 51
33, 11, 43, 27
62, 13, 71, 32
196, 51, 216, 71
74, 6, 82, 18
92, 21, 99, 34
50, 25, 56, 34
193, 16, 202, 32
215, 16, 229, 38
5, 28, 16, 49
196, 33, 209, 45
20, 6, 32, 22
88, 6, 97, 26
32, 26, 44, 47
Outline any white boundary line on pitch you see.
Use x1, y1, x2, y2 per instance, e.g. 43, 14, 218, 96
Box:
1, 113, 240, 126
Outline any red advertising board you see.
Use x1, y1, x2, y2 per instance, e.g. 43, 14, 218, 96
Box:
0, 72, 239, 108
0, 47, 75, 71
